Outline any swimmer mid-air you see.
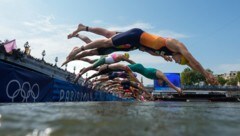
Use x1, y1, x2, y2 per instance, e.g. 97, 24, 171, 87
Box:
64, 24, 218, 85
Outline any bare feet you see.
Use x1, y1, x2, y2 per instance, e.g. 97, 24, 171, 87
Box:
67, 33, 80, 39
83, 79, 89, 85
67, 24, 87, 39
77, 24, 87, 31
74, 68, 86, 83
79, 68, 84, 73
61, 47, 79, 66
67, 33, 74, 39
74, 73, 81, 83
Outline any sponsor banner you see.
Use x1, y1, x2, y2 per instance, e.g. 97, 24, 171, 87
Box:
0, 61, 52, 102
0, 61, 125, 102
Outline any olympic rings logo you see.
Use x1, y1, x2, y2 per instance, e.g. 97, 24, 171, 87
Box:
6, 80, 40, 102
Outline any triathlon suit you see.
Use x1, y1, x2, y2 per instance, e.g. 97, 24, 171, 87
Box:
121, 80, 141, 97
112, 28, 174, 55
124, 89, 132, 93
127, 63, 158, 79
97, 66, 122, 76
97, 46, 135, 55
96, 31, 137, 55
92, 53, 119, 68
121, 80, 131, 89
108, 71, 128, 80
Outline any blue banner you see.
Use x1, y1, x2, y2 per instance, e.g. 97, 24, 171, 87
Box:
0, 60, 127, 102
154, 73, 181, 92
0, 61, 52, 102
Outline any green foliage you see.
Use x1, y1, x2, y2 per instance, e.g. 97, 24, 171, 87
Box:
181, 68, 192, 85
217, 76, 227, 86
181, 68, 239, 86
206, 69, 213, 74
237, 72, 240, 82
227, 78, 238, 86
181, 68, 206, 85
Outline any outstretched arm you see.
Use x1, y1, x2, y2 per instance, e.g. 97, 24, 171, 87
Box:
179, 47, 217, 85
155, 71, 183, 95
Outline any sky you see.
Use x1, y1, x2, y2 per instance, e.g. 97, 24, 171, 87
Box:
0, 0, 240, 85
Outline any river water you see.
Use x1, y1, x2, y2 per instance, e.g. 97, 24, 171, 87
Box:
0, 102, 239, 136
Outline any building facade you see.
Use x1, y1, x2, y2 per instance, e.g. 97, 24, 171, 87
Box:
218, 71, 240, 86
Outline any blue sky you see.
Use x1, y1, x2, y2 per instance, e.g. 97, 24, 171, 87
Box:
0, 0, 240, 85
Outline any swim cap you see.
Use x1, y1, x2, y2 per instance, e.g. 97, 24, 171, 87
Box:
124, 53, 130, 59
180, 55, 188, 65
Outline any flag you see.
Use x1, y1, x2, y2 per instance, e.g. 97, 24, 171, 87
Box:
4, 39, 17, 54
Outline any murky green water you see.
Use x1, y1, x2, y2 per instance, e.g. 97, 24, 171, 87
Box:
0, 102, 239, 136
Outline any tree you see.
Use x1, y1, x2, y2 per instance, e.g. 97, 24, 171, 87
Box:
181, 68, 210, 85
194, 70, 205, 84
227, 78, 238, 86
217, 76, 227, 86
237, 72, 240, 82
181, 68, 193, 85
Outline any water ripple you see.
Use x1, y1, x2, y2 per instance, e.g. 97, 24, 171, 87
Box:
0, 102, 239, 136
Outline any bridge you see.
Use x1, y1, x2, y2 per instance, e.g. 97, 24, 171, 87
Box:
182, 85, 240, 91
